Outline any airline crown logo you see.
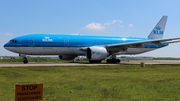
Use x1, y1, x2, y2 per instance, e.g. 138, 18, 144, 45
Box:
42, 36, 53, 42
153, 26, 163, 34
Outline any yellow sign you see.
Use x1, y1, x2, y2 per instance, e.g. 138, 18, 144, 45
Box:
15, 83, 43, 101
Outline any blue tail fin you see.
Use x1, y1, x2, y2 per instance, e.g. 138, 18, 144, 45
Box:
148, 16, 168, 39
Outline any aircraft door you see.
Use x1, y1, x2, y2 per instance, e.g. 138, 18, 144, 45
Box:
28, 39, 34, 47
64, 39, 69, 47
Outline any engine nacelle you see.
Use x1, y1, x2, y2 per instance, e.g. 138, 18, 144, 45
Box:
86, 46, 108, 60
58, 55, 76, 60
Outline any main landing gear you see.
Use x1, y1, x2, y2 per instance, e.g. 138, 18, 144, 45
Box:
106, 58, 120, 63
89, 60, 102, 63
106, 54, 121, 64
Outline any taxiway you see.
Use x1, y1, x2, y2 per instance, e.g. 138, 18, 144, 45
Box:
0, 60, 180, 67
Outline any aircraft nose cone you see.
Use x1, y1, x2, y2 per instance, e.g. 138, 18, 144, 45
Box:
4, 43, 8, 49
4, 43, 12, 51
4, 43, 7, 48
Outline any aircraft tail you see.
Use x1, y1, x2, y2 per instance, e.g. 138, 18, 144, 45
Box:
148, 16, 168, 39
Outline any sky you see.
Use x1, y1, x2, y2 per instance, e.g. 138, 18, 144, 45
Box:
1, 0, 180, 57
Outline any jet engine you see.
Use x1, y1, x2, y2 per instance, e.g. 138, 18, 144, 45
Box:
86, 46, 108, 61
58, 55, 76, 60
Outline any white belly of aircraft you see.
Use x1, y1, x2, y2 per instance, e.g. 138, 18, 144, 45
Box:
6, 47, 156, 56
6, 47, 85, 55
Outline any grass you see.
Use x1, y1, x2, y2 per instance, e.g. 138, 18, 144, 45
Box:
0, 58, 66, 63
0, 58, 88, 63
0, 64, 180, 101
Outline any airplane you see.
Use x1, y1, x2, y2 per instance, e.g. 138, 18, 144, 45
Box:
4, 16, 180, 64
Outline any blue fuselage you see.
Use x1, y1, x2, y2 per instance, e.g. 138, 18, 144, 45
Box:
4, 34, 168, 55
5, 34, 167, 47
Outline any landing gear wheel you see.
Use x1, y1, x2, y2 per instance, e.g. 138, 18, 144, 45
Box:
23, 57, 28, 64
116, 59, 121, 63
89, 60, 102, 63
106, 59, 120, 64
23, 59, 28, 64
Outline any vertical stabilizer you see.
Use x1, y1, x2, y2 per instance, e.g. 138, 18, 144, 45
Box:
148, 16, 168, 39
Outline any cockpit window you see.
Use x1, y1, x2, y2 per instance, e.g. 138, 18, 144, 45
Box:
9, 40, 17, 43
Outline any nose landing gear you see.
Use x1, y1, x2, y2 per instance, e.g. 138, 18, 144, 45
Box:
19, 54, 28, 64
23, 57, 28, 64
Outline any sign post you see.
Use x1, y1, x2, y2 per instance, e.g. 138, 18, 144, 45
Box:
15, 83, 43, 101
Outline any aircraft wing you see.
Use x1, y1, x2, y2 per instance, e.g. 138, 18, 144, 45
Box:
106, 37, 180, 52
